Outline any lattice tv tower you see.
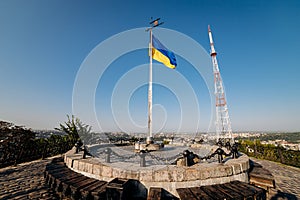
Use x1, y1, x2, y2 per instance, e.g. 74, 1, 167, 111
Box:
208, 25, 234, 143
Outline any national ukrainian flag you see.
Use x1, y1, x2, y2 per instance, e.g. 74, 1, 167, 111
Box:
151, 35, 177, 69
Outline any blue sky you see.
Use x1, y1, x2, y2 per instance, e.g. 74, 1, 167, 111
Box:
0, 0, 299, 132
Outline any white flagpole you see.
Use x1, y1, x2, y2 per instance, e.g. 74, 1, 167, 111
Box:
146, 18, 163, 144
148, 28, 153, 142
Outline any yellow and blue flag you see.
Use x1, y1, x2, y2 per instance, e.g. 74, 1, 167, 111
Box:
152, 35, 177, 69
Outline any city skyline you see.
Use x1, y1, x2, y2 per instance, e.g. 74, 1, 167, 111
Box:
1, 0, 300, 132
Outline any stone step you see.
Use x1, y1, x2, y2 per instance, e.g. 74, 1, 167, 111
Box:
45, 158, 109, 199
177, 180, 266, 200
80, 180, 107, 200
249, 160, 276, 191
147, 187, 162, 200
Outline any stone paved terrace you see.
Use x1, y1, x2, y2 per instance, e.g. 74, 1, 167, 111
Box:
0, 157, 60, 200
251, 158, 300, 200
0, 156, 299, 200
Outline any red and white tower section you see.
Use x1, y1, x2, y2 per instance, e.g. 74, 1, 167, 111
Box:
208, 25, 234, 143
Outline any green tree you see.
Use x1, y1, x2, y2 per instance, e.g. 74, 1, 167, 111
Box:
55, 115, 93, 145
55, 115, 80, 145
75, 117, 93, 144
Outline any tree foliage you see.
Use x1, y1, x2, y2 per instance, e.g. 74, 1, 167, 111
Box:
55, 115, 95, 145
0, 116, 90, 168
239, 139, 300, 168
55, 115, 81, 144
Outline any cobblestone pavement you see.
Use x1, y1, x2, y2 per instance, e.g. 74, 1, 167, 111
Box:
0, 156, 299, 200
251, 158, 300, 200
0, 157, 60, 200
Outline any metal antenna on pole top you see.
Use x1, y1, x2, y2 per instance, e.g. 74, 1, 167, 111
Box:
145, 17, 163, 144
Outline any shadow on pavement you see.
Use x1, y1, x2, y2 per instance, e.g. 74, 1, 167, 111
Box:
270, 190, 298, 200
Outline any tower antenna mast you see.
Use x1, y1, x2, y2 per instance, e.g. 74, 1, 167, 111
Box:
145, 18, 164, 144
208, 25, 234, 143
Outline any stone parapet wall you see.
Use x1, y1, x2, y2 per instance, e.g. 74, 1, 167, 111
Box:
64, 149, 250, 197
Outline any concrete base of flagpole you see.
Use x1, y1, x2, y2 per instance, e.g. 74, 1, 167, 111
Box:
146, 137, 154, 144
134, 137, 163, 152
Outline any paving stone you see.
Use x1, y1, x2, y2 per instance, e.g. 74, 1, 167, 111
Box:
0, 157, 60, 199
0, 155, 298, 200
251, 158, 300, 199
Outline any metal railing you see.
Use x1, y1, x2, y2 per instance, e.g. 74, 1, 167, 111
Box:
76, 141, 240, 167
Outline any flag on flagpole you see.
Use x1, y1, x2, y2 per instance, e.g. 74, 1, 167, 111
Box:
151, 35, 177, 69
